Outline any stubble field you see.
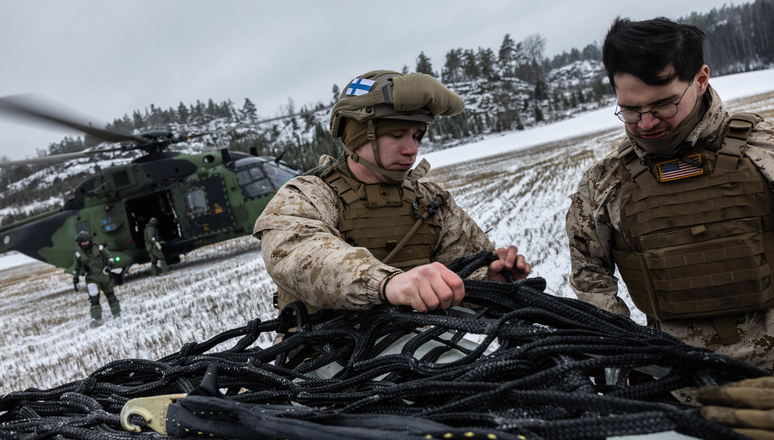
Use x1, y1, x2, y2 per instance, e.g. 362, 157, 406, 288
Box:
0, 91, 772, 396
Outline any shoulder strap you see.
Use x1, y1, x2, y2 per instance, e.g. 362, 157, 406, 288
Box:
305, 155, 341, 178
323, 169, 361, 206
716, 112, 759, 171
618, 138, 659, 189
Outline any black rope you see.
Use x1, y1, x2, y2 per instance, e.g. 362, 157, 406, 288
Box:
0, 250, 765, 440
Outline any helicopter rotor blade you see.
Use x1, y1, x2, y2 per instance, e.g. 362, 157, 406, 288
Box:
0, 147, 126, 168
0, 95, 149, 144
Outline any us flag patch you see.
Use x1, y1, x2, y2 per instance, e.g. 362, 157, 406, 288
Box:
656, 154, 704, 182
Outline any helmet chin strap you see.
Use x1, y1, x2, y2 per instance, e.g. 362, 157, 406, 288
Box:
343, 119, 410, 183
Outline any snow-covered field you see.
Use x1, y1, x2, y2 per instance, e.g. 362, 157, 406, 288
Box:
2, 69, 774, 395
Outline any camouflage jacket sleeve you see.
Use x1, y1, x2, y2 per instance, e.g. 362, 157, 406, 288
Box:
565, 151, 631, 316
416, 180, 494, 280
745, 119, 774, 185
254, 174, 495, 310
254, 175, 397, 310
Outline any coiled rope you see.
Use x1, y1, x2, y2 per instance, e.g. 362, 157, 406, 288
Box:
0, 251, 766, 440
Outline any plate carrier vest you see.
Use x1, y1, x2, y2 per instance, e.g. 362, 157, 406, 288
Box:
275, 166, 444, 312
613, 113, 774, 342
75, 245, 111, 284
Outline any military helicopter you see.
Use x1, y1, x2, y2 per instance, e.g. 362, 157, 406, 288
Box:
0, 95, 312, 284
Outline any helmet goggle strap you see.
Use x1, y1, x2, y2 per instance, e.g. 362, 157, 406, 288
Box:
343, 119, 410, 182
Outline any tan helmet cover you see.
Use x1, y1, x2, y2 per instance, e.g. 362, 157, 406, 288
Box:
330, 70, 465, 139
330, 70, 464, 180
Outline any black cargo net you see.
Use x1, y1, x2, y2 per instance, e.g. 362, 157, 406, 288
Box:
0, 251, 765, 440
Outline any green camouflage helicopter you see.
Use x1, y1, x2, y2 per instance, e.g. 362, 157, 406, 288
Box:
0, 95, 306, 284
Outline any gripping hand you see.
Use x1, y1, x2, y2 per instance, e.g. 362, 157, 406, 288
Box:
73, 277, 79, 292
698, 377, 774, 439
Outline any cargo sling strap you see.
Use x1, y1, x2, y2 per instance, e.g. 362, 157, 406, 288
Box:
3, 251, 765, 440
618, 113, 761, 345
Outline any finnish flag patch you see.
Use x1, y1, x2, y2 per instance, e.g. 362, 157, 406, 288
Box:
346, 78, 376, 96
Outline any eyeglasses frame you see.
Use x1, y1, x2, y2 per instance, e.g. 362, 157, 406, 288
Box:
614, 79, 695, 124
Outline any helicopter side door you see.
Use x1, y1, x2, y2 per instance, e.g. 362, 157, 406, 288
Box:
175, 174, 235, 240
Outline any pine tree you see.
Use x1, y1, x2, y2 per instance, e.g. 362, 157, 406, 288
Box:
132, 110, 144, 129
534, 80, 547, 101
178, 102, 189, 124
332, 84, 340, 104
443, 49, 463, 83
534, 104, 544, 122
241, 98, 257, 121
498, 34, 518, 77
576, 89, 586, 104
476, 47, 497, 79
416, 52, 434, 76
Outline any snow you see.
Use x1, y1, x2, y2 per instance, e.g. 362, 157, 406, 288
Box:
0, 251, 36, 271
420, 68, 774, 169
3, 68, 774, 408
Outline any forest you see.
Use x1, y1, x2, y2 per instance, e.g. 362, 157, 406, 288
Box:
2, 0, 773, 225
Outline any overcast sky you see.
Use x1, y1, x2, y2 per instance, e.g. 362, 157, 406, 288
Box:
0, 0, 736, 161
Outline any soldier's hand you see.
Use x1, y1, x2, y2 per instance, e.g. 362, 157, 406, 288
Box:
102, 265, 112, 275
155, 242, 162, 251
698, 377, 774, 440
487, 246, 531, 283
73, 278, 79, 292
381, 262, 465, 312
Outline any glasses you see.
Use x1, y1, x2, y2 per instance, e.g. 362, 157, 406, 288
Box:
614, 79, 694, 124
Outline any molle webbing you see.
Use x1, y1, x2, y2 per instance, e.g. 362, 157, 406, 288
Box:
614, 113, 774, 321
275, 170, 444, 312
324, 170, 442, 271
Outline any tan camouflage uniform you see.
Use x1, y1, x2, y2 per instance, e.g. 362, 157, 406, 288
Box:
254, 156, 494, 311
566, 85, 774, 373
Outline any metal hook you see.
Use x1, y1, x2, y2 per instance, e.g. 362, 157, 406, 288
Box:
120, 393, 187, 434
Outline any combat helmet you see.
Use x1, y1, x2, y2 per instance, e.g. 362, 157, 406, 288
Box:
149, 217, 158, 226
330, 70, 464, 181
75, 231, 93, 250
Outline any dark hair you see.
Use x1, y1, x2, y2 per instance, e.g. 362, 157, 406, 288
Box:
602, 17, 706, 89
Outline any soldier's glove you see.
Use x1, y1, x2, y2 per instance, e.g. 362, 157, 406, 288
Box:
698, 376, 774, 440
102, 264, 113, 275
73, 277, 79, 292
155, 242, 162, 251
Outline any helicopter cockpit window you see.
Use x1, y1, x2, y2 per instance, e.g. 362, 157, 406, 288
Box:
185, 189, 208, 217
264, 164, 296, 188
237, 166, 273, 199
113, 170, 131, 188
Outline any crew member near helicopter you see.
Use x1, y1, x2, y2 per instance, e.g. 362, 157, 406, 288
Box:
144, 217, 168, 276
73, 231, 120, 326
254, 70, 531, 314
